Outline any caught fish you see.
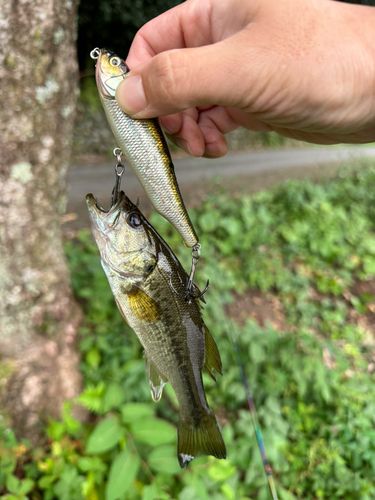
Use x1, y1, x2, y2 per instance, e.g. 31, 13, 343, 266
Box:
86, 189, 226, 467
90, 47, 201, 299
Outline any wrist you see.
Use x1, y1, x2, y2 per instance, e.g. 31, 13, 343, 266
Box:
339, 1, 375, 139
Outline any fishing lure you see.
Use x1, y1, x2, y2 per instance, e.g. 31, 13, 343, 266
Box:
90, 47, 202, 301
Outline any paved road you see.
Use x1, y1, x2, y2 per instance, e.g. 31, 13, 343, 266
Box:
67, 146, 375, 228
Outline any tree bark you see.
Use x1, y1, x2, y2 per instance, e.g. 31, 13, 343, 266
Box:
0, 0, 82, 442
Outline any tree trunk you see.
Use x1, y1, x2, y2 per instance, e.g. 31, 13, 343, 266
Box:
0, 0, 82, 442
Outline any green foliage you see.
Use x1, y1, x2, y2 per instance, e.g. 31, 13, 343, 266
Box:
1, 167, 375, 499
106, 449, 140, 500
85, 416, 123, 454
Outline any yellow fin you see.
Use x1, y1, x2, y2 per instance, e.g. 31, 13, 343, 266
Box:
127, 289, 160, 322
204, 326, 222, 381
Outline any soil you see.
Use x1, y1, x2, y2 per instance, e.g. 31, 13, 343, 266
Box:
226, 290, 288, 331
226, 279, 375, 340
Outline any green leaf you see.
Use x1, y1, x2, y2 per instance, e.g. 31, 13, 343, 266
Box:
47, 420, 65, 441
207, 460, 236, 482
148, 445, 180, 474
130, 418, 175, 446
363, 256, 375, 276
78, 383, 105, 413
86, 416, 123, 454
38, 475, 55, 489
142, 484, 159, 500
103, 383, 125, 411
105, 448, 140, 500
86, 347, 101, 368
77, 456, 106, 473
18, 478, 34, 495
6, 475, 19, 494
198, 211, 220, 232
121, 403, 154, 424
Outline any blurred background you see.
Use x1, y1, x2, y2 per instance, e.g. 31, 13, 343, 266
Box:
0, 1, 374, 499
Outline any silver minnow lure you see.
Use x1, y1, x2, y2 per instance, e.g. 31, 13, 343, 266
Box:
90, 47, 199, 251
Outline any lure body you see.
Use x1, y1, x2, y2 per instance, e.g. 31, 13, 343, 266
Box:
93, 48, 198, 249
86, 190, 226, 467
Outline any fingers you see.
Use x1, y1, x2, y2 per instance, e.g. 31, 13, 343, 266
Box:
167, 108, 206, 157
160, 113, 182, 135
116, 35, 249, 119
126, 0, 213, 69
160, 106, 243, 158
125, 0, 255, 69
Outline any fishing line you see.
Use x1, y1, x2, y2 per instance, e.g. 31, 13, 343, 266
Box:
225, 320, 279, 500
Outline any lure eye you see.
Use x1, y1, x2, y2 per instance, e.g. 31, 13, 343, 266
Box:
110, 56, 121, 67
127, 212, 142, 228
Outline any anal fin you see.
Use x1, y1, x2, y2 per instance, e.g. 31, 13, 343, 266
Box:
145, 355, 167, 402
203, 326, 222, 381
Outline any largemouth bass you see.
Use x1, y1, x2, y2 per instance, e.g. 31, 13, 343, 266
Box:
86, 190, 226, 467
90, 47, 198, 251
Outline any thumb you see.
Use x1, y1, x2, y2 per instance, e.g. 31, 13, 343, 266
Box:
116, 39, 248, 118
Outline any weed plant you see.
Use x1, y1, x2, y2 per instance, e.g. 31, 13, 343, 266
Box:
1, 167, 374, 499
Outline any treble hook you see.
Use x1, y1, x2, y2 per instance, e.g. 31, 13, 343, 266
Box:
111, 148, 125, 206
185, 243, 209, 303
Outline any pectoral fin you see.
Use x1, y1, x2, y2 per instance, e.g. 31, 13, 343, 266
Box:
145, 355, 167, 402
127, 289, 160, 322
203, 326, 222, 381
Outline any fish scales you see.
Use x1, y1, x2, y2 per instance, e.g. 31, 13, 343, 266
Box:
103, 243, 208, 417
101, 98, 194, 244
94, 48, 198, 249
86, 190, 226, 466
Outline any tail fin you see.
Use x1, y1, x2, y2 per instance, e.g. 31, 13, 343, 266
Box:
177, 413, 226, 468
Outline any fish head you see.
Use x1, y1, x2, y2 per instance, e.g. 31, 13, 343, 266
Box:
94, 48, 129, 99
86, 191, 157, 282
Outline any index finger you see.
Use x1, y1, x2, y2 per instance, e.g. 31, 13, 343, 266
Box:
126, 1, 212, 69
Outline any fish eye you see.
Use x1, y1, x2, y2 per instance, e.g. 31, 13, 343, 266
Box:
127, 212, 142, 228
110, 56, 121, 67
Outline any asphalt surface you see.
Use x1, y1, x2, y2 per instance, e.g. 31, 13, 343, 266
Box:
66, 146, 375, 228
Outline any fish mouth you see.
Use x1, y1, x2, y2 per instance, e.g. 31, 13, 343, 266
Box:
86, 191, 124, 215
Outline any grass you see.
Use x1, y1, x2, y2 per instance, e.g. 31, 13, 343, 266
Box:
1, 165, 374, 499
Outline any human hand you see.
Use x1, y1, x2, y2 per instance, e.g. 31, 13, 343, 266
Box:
116, 0, 375, 157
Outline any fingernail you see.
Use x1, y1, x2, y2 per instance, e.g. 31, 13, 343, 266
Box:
116, 75, 147, 116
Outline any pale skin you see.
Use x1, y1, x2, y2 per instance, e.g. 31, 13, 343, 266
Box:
116, 0, 375, 158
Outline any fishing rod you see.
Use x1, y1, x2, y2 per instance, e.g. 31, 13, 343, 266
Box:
227, 325, 279, 500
